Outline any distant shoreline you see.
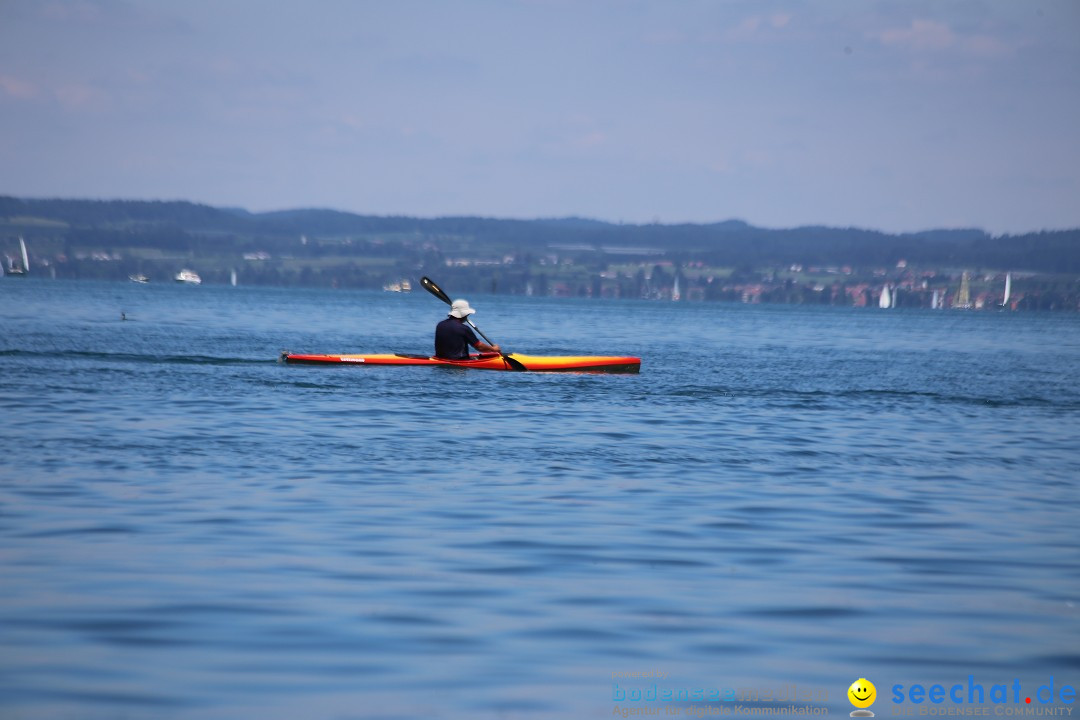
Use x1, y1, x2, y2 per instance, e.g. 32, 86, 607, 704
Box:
3, 196, 1079, 311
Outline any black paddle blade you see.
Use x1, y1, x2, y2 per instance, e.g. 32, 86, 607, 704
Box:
420, 276, 451, 305
502, 354, 528, 371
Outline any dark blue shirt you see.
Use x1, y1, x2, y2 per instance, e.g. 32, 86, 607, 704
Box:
435, 317, 480, 359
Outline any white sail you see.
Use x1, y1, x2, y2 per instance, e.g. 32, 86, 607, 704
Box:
230, 269, 238, 287
1002, 272, 1011, 306
672, 275, 681, 301
879, 284, 891, 309
19, 237, 29, 273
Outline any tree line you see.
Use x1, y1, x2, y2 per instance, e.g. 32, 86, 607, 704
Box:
3, 195, 1079, 279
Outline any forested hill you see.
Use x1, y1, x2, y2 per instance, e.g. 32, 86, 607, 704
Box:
2, 196, 1079, 273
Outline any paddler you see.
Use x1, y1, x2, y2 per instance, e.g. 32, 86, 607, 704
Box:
435, 299, 502, 359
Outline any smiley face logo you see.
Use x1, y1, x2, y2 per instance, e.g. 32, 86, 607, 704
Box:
848, 678, 876, 709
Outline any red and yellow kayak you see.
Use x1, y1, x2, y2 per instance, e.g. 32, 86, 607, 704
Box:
280, 351, 640, 373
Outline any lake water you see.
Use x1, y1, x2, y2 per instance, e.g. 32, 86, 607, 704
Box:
2, 279, 1078, 719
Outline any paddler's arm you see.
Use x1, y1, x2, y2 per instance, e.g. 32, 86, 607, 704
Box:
473, 341, 501, 354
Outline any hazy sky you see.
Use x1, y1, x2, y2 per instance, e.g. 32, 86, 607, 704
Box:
1, 0, 1078, 234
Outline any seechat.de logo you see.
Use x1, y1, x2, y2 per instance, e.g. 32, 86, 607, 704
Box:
891, 676, 1077, 707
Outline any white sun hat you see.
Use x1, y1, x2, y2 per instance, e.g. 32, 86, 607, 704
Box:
449, 299, 476, 318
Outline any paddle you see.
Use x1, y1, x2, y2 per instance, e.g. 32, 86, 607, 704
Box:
420, 276, 527, 371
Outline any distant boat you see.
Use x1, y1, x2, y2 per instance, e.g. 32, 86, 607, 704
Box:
129, 273, 150, 284
175, 269, 202, 284
5, 236, 29, 276
230, 268, 238, 287
672, 275, 681, 301
1001, 272, 1012, 307
878, 284, 891, 309
931, 289, 944, 309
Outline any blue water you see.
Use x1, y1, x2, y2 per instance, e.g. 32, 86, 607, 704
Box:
2, 279, 1078, 719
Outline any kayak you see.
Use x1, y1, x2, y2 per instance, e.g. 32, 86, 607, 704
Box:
280, 351, 640, 373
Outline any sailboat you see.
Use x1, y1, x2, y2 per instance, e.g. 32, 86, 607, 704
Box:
5, 237, 29, 276
878, 284, 891, 309
672, 275, 681, 301
1001, 272, 1012, 307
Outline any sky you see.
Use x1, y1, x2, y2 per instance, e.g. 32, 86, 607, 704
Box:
1, 0, 1078, 235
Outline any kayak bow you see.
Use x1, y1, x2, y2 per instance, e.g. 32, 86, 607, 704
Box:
280, 351, 640, 373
